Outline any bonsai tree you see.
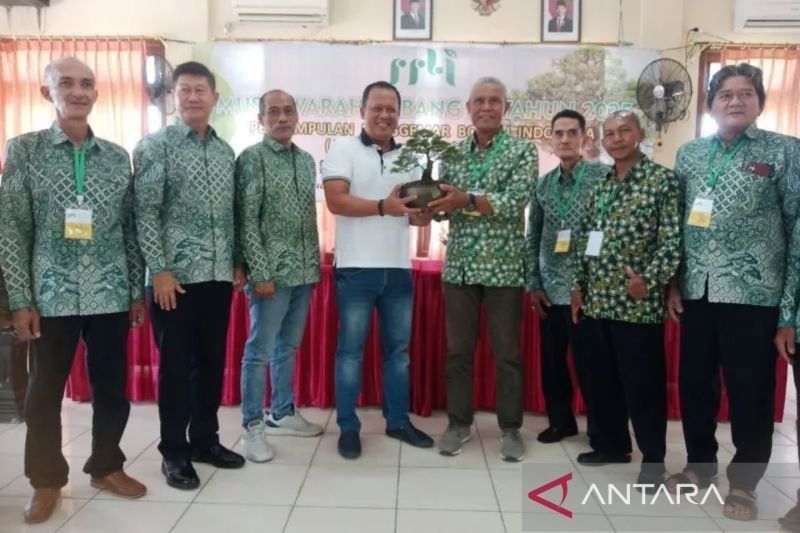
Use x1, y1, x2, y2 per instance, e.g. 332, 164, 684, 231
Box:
391, 129, 463, 209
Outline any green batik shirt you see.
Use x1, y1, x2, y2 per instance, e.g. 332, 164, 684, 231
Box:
0, 123, 144, 317
235, 136, 321, 287
572, 154, 682, 324
440, 130, 538, 287
676, 125, 800, 327
0, 267, 11, 321
133, 120, 236, 285
527, 159, 609, 305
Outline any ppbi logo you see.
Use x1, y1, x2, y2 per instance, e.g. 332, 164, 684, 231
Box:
389, 48, 456, 86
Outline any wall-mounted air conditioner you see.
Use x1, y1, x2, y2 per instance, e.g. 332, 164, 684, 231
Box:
232, 0, 329, 26
734, 0, 800, 31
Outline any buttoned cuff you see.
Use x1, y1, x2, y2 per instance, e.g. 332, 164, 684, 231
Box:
248, 269, 271, 286
130, 285, 144, 303
148, 262, 167, 276
527, 277, 543, 293
9, 290, 34, 313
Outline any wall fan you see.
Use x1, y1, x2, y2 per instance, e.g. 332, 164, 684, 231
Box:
636, 58, 693, 133
144, 54, 176, 116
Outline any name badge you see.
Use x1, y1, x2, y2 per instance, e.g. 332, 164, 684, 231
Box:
585, 230, 604, 257
688, 196, 713, 229
554, 229, 571, 253
65, 208, 93, 240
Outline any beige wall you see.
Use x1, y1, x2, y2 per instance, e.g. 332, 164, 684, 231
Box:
2, 0, 798, 165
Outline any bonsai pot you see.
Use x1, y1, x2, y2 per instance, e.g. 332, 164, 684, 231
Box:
399, 166, 445, 210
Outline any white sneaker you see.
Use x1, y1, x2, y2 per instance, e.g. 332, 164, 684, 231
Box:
264, 410, 324, 437
243, 420, 274, 462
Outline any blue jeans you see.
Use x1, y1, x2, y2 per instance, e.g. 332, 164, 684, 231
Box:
240, 283, 314, 427
334, 268, 413, 432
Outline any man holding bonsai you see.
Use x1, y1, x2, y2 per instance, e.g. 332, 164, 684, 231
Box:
429, 76, 538, 461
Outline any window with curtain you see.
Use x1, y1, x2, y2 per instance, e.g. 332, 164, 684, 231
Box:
0, 37, 163, 173
697, 45, 800, 138
0, 38, 444, 262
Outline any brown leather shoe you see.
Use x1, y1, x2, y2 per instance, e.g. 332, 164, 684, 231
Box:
90, 470, 147, 499
23, 488, 60, 524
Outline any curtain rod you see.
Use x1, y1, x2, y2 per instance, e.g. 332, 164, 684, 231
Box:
210, 37, 626, 46
704, 41, 800, 50
0, 35, 194, 44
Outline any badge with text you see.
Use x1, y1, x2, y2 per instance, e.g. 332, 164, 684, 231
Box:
688, 196, 713, 228
554, 229, 571, 253
585, 231, 604, 257
64, 207, 93, 240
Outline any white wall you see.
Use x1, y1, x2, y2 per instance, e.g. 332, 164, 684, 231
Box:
2, 0, 798, 165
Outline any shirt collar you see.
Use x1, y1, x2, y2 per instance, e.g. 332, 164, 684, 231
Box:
557, 158, 584, 182
608, 152, 649, 182
263, 135, 294, 153
359, 128, 400, 152
713, 123, 759, 146
175, 118, 218, 141
48, 121, 101, 151
470, 127, 505, 152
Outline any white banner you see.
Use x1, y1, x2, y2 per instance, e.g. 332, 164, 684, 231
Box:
196, 42, 660, 198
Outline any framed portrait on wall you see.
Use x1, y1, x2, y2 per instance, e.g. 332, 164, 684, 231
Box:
394, 0, 433, 40
541, 0, 581, 43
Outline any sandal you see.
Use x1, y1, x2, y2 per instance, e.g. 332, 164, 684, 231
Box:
779, 496, 800, 532
664, 470, 717, 495
723, 491, 758, 522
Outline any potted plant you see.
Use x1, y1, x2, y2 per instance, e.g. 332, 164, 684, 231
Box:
391, 129, 463, 209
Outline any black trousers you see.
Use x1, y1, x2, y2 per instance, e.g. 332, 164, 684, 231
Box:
582, 317, 665, 473
149, 281, 232, 461
539, 305, 595, 440
679, 295, 778, 492
25, 313, 130, 488
444, 284, 524, 430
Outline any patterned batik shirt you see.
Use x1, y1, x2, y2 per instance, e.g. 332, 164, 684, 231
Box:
0, 267, 12, 321
0, 122, 144, 317
235, 136, 320, 287
676, 125, 800, 327
572, 154, 682, 324
527, 159, 609, 305
133, 120, 236, 285
440, 130, 538, 287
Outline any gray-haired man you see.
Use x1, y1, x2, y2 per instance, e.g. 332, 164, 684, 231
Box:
429, 77, 538, 461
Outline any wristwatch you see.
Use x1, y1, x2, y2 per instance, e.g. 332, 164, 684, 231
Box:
465, 193, 477, 212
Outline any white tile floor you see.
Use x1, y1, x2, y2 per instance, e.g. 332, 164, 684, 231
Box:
0, 384, 797, 533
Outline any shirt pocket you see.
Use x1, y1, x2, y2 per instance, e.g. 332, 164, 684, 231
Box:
735, 168, 778, 213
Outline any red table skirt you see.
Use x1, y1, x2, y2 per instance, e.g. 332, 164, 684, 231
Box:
65, 260, 787, 422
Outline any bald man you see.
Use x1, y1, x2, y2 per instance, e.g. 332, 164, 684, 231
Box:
570, 111, 682, 489
0, 57, 147, 524
235, 89, 323, 463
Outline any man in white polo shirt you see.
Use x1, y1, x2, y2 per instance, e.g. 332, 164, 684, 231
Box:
322, 81, 435, 459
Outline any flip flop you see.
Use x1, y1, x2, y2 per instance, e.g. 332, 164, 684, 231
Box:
664, 471, 717, 495
779, 504, 800, 532
723, 492, 758, 522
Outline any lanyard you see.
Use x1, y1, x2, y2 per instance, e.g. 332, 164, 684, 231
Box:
706, 136, 747, 190
551, 160, 586, 222
468, 130, 507, 185
73, 143, 88, 203
597, 181, 621, 228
